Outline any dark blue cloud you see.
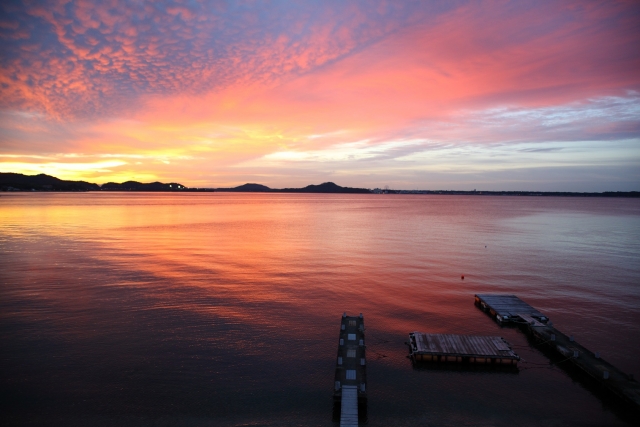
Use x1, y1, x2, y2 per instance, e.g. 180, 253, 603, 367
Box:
0, 0, 444, 117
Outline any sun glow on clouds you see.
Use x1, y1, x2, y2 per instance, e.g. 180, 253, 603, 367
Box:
262, 139, 425, 163
1, 160, 127, 179
0, 0, 639, 190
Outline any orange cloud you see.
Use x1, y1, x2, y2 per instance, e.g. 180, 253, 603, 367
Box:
0, 1, 639, 190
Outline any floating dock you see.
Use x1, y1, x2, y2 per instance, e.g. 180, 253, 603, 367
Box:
409, 332, 519, 365
334, 313, 367, 426
475, 294, 548, 324
475, 294, 640, 409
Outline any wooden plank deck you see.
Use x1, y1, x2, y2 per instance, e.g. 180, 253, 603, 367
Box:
475, 294, 548, 324
408, 332, 519, 365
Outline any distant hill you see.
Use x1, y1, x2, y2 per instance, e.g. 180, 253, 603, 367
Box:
0, 173, 188, 192
0, 173, 100, 191
280, 182, 371, 193
216, 183, 272, 192
216, 182, 371, 193
101, 181, 186, 191
5, 173, 633, 196
1, 174, 369, 193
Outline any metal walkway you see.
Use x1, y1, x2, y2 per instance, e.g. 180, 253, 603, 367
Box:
340, 385, 358, 427
474, 294, 640, 409
334, 313, 366, 426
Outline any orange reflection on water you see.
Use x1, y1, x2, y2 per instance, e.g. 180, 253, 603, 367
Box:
2, 192, 640, 425
2, 193, 639, 357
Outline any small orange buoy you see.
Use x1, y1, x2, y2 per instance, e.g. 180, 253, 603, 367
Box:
461, 275, 465, 280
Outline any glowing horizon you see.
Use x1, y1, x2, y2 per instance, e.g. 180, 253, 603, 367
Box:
1, 1, 639, 191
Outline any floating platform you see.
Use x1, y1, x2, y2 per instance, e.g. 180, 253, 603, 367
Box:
475, 294, 548, 324
409, 332, 519, 365
475, 294, 640, 409
333, 313, 367, 426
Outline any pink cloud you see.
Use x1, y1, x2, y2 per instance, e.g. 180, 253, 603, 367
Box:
118, 0, 639, 160
0, 1, 425, 117
0, 1, 638, 189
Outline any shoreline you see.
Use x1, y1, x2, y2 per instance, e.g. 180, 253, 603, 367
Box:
2, 189, 639, 197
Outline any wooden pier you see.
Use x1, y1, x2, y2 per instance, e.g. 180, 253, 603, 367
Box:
475, 294, 548, 324
475, 294, 640, 409
334, 313, 367, 427
409, 332, 519, 365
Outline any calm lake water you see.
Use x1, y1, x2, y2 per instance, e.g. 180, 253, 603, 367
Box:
1, 193, 639, 426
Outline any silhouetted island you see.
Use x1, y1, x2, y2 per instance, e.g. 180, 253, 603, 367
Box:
1, 173, 638, 197
215, 183, 271, 192
101, 181, 186, 191
216, 182, 370, 193
0, 172, 100, 191
279, 182, 370, 193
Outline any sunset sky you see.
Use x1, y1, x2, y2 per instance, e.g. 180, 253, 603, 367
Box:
1, 0, 639, 190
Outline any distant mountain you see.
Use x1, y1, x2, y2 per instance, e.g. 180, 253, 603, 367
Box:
216, 183, 272, 192
216, 182, 371, 193
0, 175, 372, 193
0, 173, 188, 191
1, 174, 368, 194
101, 181, 186, 191
0, 173, 100, 191
2, 173, 637, 196
280, 182, 371, 193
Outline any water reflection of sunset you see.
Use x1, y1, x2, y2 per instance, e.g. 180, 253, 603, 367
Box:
2, 193, 639, 425
3, 193, 639, 346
